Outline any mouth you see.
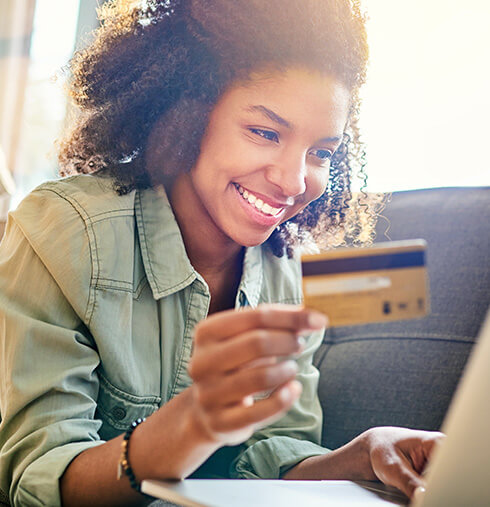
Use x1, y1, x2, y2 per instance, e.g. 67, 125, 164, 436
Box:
233, 183, 285, 217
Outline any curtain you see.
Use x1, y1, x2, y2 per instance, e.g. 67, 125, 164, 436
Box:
0, 0, 36, 235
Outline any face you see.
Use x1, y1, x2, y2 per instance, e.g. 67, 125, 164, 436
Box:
175, 67, 351, 249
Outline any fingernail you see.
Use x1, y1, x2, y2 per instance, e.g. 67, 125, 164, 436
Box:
279, 385, 291, 402
296, 336, 306, 349
283, 360, 298, 375
308, 312, 328, 328
289, 380, 302, 398
243, 395, 254, 407
413, 486, 426, 500
279, 380, 302, 403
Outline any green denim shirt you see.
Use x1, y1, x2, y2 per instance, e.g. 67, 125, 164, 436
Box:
0, 174, 328, 506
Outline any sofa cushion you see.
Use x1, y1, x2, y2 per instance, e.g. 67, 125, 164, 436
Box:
314, 187, 490, 450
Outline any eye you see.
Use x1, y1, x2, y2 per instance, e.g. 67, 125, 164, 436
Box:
308, 148, 333, 165
249, 128, 279, 143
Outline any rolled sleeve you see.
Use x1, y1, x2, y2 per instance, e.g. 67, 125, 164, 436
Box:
0, 219, 103, 506
231, 328, 330, 479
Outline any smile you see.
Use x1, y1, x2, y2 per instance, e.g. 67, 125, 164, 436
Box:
234, 184, 284, 217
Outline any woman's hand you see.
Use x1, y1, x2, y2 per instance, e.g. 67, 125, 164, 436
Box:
365, 426, 445, 499
187, 304, 327, 446
284, 426, 444, 500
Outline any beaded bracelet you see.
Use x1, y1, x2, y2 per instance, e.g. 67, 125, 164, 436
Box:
117, 417, 146, 493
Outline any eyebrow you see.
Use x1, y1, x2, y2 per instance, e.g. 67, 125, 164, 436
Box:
246, 105, 292, 129
246, 104, 342, 144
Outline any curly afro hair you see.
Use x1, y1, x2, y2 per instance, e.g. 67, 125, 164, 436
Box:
59, 0, 380, 257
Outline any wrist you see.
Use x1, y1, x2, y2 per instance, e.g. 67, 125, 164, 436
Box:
128, 388, 221, 481
118, 418, 147, 493
185, 385, 221, 446
284, 432, 376, 481
353, 429, 377, 480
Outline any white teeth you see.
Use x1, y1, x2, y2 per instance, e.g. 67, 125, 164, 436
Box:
235, 184, 283, 216
262, 203, 273, 214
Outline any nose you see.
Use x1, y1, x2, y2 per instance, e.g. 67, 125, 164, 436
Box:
265, 152, 307, 198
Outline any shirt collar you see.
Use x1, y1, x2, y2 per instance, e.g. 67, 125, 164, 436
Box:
135, 185, 264, 304
135, 185, 196, 299
237, 246, 263, 308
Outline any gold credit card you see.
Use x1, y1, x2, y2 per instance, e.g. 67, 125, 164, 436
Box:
301, 239, 429, 327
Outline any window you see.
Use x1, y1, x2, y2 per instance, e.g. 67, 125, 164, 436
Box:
11, 0, 81, 208
360, 0, 490, 191
2, 0, 99, 210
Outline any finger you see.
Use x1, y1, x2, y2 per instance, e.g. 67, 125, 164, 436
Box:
193, 360, 298, 409
193, 304, 327, 346
383, 452, 426, 499
251, 380, 304, 431
189, 330, 304, 380
204, 380, 302, 434
397, 463, 426, 499
404, 431, 445, 473
421, 432, 445, 461
240, 357, 278, 370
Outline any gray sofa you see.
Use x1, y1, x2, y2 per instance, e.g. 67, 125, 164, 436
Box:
315, 186, 490, 450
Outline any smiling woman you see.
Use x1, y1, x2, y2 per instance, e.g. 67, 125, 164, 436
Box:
0, 1, 443, 506
58, 0, 374, 257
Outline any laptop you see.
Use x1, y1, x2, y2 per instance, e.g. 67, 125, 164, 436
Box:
142, 309, 490, 506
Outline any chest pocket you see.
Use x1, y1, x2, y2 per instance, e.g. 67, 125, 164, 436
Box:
95, 373, 161, 440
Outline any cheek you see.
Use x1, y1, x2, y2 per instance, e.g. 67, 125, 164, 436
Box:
305, 169, 329, 202
285, 170, 329, 222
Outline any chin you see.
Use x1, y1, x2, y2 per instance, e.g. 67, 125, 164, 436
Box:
232, 231, 274, 248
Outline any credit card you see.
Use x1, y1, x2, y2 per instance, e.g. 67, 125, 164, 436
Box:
301, 239, 429, 327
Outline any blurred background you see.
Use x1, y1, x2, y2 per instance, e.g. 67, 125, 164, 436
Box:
1, 0, 489, 226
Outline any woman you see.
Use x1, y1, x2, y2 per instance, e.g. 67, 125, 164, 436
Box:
0, 1, 442, 506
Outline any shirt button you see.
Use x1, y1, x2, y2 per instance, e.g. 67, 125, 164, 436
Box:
112, 406, 127, 421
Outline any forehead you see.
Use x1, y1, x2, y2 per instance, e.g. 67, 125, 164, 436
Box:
212, 67, 351, 134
